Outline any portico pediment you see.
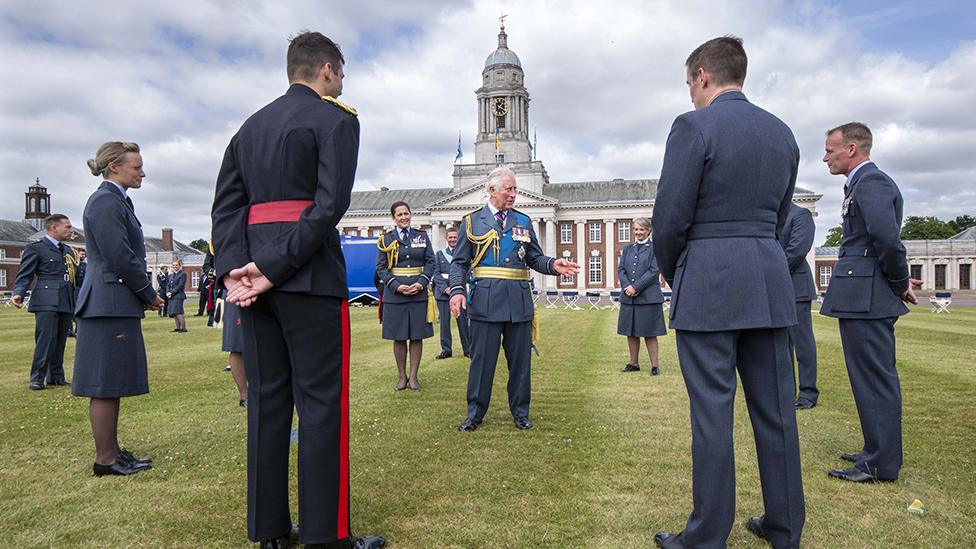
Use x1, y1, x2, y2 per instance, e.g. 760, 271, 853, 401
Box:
425, 182, 558, 211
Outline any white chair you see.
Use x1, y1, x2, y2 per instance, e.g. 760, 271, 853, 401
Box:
545, 291, 560, 309
532, 289, 541, 304
662, 291, 672, 312
586, 291, 602, 310
561, 291, 581, 310
605, 291, 621, 310
930, 292, 952, 314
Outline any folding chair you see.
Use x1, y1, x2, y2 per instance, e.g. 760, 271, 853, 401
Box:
532, 289, 541, 304
662, 291, 672, 312
930, 292, 952, 314
561, 291, 581, 310
545, 290, 560, 309
605, 291, 621, 310
0, 291, 11, 307
586, 291, 602, 310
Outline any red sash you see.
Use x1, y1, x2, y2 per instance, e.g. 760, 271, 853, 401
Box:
247, 200, 313, 225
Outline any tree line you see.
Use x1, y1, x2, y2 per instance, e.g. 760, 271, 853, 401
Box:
822, 215, 976, 247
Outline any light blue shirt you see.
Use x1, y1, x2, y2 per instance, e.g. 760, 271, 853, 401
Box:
45, 235, 60, 249
486, 202, 507, 222
845, 160, 873, 189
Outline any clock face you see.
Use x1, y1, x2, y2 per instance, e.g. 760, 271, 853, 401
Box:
492, 97, 508, 116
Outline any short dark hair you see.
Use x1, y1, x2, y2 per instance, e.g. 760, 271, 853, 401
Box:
827, 122, 873, 155
686, 36, 747, 87
445, 226, 458, 235
390, 201, 411, 217
287, 31, 345, 82
44, 214, 69, 230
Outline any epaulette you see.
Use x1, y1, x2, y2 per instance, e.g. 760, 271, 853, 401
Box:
321, 96, 358, 117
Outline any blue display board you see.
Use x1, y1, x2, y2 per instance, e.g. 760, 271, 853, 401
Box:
342, 235, 379, 304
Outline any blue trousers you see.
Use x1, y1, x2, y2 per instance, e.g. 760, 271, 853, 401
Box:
466, 319, 532, 421
789, 300, 818, 404
30, 311, 72, 383
675, 328, 805, 549
838, 317, 902, 479
437, 299, 470, 355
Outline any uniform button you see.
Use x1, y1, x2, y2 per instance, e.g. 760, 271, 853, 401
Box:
847, 270, 853, 275
118, 279, 124, 283
505, 258, 510, 262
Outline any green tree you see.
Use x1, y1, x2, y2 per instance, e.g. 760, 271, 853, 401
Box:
188, 238, 210, 254
823, 225, 842, 247
900, 216, 956, 240
947, 215, 976, 234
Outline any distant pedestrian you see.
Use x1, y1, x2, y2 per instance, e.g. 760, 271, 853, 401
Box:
616, 217, 667, 375
167, 259, 187, 332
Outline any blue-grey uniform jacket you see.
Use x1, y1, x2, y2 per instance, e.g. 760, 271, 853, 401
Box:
76, 182, 157, 317
449, 206, 558, 323
617, 240, 665, 305
432, 248, 455, 302
779, 204, 817, 302
168, 269, 187, 300
13, 238, 77, 314
375, 228, 434, 304
821, 162, 909, 319
653, 91, 798, 332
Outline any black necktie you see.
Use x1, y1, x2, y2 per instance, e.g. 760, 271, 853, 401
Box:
125, 197, 135, 211
58, 242, 65, 256
400, 229, 408, 242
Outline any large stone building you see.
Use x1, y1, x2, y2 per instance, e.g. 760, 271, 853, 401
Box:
337, 22, 823, 291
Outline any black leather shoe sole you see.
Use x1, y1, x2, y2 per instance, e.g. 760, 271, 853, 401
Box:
794, 399, 816, 410
28, 383, 45, 390
827, 467, 895, 483
744, 516, 768, 543
654, 531, 685, 548
435, 353, 452, 359
840, 452, 859, 462
93, 461, 148, 476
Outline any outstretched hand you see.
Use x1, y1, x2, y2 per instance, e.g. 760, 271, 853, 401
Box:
553, 258, 580, 276
225, 262, 275, 307
450, 294, 467, 318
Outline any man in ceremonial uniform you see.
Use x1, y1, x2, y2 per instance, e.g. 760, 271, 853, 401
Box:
821, 122, 919, 484
212, 31, 383, 549
433, 227, 470, 359
449, 166, 578, 431
12, 214, 78, 390
780, 203, 819, 409
652, 37, 805, 549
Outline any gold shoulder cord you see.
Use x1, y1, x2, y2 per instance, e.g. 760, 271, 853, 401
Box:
465, 214, 500, 269
322, 96, 358, 116
65, 250, 78, 285
377, 234, 399, 269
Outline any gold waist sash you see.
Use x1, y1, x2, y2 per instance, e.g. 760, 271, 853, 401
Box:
390, 267, 424, 276
472, 266, 531, 281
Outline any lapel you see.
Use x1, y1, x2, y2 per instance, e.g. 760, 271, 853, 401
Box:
476, 205, 495, 234
101, 181, 142, 226
503, 209, 517, 233
845, 162, 874, 198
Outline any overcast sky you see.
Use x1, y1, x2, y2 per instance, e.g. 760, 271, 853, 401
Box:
2, 0, 974, 245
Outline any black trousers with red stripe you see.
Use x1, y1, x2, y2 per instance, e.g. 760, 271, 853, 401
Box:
240, 292, 350, 544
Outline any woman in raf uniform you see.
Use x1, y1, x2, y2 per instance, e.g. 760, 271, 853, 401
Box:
617, 217, 668, 375
376, 201, 435, 391
73, 141, 162, 476
167, 258, 187, 332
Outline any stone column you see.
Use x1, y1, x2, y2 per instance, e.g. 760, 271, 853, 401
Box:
576, 221, 586, 290
604, 219, 615, 288
358, 226, 369, 238
544, 218, 557, 291
429, 221, 442, 252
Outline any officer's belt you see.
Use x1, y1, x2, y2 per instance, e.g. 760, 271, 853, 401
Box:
391, 267, 424, 276
839, 246, 876, 257
472, 266, 531, 281
686, 220, 776, 240
247, 200, 314, 225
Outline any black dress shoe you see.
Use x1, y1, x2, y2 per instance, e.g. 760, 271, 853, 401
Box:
29, 382, 45, 390
408, 379, 421, 391
514, 417, 533, 430
435, 351, 452, 359
240, 399, 248, 408
118, 448, 153, 468
47, 379, 70, 387
352, 535, 386, 549
840, 452, 860, 463
179, 328, 188, 333
258, 536, 292, 549
827, 466, 895, 483
744, 516, 769, 544
794, 399, 816, 410
653, 531, 685, 548
394, 381, 408, 392
458, 418, 480, 432
650, 365, 660, 376
93, 461, 147, 476
621, 363, 640, 372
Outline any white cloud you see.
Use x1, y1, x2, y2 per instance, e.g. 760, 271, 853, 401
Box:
1, 0, 973, 246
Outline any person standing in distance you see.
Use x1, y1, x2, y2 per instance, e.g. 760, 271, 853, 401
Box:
433, 226, 471, 360
820, 122, 920, 483
780, 203, 819, 409
212, 31, 384, 549
74, 141, 162, 476
167, 259, 188, 332
616, 217, 668, 375
652, 37, 805, 549
12, 214, 78, 390
156, 265, 169, 317
449, 166, 579, 432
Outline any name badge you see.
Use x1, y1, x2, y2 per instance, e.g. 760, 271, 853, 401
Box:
511, 226, 531, 242
411, 235, 427, 248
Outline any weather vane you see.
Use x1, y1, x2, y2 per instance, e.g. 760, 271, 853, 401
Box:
499, 13, 508, 31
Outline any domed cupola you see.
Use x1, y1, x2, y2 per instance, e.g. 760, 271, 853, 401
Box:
484, 22, 522, 69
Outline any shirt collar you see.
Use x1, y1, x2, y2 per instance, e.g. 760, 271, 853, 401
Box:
105, 179, 128, 197
845, 160, 872, 187
635, 237, 650, 245
45, 235, 60, 248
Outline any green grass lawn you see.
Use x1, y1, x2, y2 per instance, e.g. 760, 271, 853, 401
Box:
0, 304, 973, 548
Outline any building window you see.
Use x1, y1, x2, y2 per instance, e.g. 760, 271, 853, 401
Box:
588, 222, 602, 243
617, 222, 631, 242
0, 269, 6, 288
819, 265, 832, 287
495, 153, 505, 164
560, 223, 572, 244
935, 264, 946, 289
372, 229, 383, 237
0, 249, 5, 259
960, 264, 972, 290
588, 255, 603, 284
191, 271, 200, 289
910, 264, 923, 281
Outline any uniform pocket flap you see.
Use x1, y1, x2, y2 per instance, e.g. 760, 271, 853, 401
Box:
836, 258, 874, 277
102, 272, 122, 283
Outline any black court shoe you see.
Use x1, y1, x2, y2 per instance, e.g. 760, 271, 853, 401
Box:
621, 363, 640, 372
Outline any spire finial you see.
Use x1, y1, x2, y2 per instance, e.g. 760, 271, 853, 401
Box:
497, 14, 509, 48
499, 13, 507, 32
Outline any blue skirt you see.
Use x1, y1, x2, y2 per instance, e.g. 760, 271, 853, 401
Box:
167, 297, 185, 316
617, 303, 668, 337
381, 301, 433, 341
221, 301, 244, 353
72, 317, 149, 398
